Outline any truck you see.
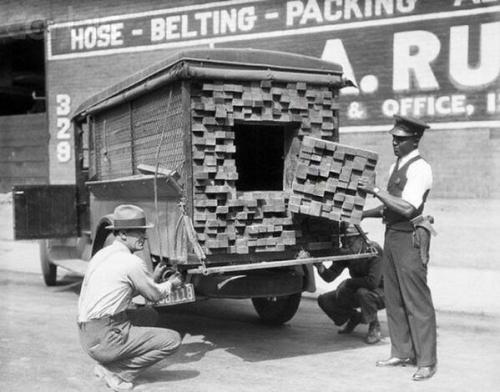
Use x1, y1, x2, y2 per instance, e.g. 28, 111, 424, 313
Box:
12, 48, 378, 325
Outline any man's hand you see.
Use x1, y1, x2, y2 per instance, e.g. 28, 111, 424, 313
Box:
314, 263, 325, 273
153, 263, 167, 283
357, 176, 377, 195
167, 272, 184, 290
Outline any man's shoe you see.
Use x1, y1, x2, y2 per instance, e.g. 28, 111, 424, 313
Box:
105, 375, 134, 391
412, 365, 437, 381
365, 322, 381, 344
338, 311, 362, 334
94, 364, 134, 391
376, 357, 415, 367
93, 364, 106, 379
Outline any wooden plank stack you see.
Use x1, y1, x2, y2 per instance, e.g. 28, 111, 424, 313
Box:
190, 80, 340, 255
290, 136, 378, 224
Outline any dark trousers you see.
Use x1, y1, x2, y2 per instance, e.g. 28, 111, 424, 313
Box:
78, 306, 181, 382
318, 283, 385, 326
383, 228, 437, 367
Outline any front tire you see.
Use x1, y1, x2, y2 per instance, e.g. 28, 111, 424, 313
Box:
39, 240, 57, 286
252, 293, 302, 325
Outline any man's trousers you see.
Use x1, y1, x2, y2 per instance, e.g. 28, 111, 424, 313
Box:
383, 228, 437, 367
78, 306, 181, 382
318, 282, 385, 325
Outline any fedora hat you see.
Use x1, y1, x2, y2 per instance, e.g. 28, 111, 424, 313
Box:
106, 204, 154, 230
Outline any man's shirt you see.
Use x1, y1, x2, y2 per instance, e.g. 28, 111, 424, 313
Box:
78, 241, 172, 322
389, 149, 433, 209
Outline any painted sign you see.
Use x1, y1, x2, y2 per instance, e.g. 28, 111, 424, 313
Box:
46, 0, 500, 182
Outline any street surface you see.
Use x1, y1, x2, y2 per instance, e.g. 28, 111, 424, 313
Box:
2, 196, 500, 391
1, 268, 499, 392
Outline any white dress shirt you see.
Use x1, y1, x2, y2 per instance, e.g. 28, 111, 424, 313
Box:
388, 149, 433, 209
78, 241, 172, 322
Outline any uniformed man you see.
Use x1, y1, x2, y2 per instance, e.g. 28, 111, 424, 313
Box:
358, 115, 437, 381
315, 224, 384, 344
77, 204, 184, 391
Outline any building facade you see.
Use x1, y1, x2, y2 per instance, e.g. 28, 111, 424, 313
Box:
1, 0, 499, 196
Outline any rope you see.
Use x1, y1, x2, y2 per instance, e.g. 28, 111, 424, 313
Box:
174, 199, 206, 267
153, 89, 173, 264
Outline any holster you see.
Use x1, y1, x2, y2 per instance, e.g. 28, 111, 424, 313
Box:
410, 215, 437, 266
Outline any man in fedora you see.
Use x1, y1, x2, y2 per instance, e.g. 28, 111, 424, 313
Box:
358, 115, 437, 381
78, 204, 183, 391
315, 224, 384, 344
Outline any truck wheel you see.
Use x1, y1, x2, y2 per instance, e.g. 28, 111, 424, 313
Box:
39, 240, 57, 286
251, 293, 302, 325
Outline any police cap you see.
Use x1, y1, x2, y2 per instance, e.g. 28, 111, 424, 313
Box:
389, 115, 430, 137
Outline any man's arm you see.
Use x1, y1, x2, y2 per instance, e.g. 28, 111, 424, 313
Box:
362, 205, 384, 219
128, 258, 182, 302
343, 243, 383, 291
358, 177, 417, 219
315, 261, 346, 283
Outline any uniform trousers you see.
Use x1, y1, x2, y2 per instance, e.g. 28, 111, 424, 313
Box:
78, 306, 181, 382
383, 228, 437, 367
318, 283, 384, 326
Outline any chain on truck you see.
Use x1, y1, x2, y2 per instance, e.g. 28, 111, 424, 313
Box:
12, 48, 379, 325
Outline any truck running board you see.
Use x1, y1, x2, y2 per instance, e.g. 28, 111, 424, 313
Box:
187, 252, 376, 276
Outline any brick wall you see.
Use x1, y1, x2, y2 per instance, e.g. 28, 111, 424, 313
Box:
1, 0, 497, 198
341, 127, 500, 198
0, 0, 199, 26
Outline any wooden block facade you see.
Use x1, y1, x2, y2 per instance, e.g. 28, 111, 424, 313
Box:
291, 136, 378, 225
190, 80, 342, 256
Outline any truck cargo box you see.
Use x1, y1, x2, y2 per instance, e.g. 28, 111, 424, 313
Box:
72, 48, 375, 266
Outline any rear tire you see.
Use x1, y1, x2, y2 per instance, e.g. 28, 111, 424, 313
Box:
39, 240, 57, 286
252, 293, 302, 325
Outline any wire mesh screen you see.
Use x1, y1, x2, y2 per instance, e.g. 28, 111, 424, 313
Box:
91, 83, 184, 181
93, 104, 133, 180
131, 83, 184, 173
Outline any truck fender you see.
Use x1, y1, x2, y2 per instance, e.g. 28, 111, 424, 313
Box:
293, 264, 316, 293
302, 264, 316, 293
91, 214, 114, 256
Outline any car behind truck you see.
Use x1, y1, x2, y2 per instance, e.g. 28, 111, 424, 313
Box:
12, 48, 378, 325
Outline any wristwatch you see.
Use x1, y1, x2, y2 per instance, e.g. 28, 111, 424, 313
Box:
373, 186, 380, 194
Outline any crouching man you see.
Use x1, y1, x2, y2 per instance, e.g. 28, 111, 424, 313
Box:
77, 204, 183, 391
315, 224, 384, 344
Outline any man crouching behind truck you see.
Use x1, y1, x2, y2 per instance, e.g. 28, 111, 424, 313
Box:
314, 224, 384, 344
77, 204, 183, 391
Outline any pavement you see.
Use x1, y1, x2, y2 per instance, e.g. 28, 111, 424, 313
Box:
307, 265, 500, 317
2, 267, 499, 392
1, 194, 500, 317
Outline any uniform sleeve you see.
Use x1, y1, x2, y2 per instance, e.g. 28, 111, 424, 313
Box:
127, 256, 173, 302
344, 243, 383, 291
401, 161, 433, 209
345, 254, 382, 291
